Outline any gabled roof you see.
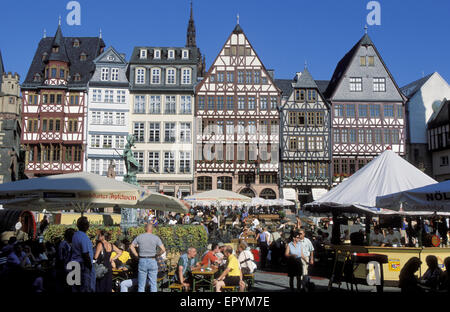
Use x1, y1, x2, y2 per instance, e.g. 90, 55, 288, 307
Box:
292, 68, 318, 89
93, 46, 127, 65
324, 33, 405, 102
196, 23, 281, 95
22, 27, 105, 89
428, 99, 450, 129
400, 73, 434, 99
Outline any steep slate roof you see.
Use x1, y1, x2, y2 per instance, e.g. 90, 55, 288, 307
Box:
292, 68, 318, 89
400, 73, 434, 99
22, 27, 105, 89
274, 79, 293, 98
323, 33, 404, 102
315, 80, 330, 95
129, 46, 200, 65
428, 99, 450, 128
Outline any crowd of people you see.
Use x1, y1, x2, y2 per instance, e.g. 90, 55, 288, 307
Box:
1, 206, 450, 293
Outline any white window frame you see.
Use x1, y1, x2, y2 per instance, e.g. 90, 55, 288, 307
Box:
148, 152, 160, 173
179, 151, 191, 173
101, 68, 109, 81
91, 135, 101, 148
181, 68, 191, 85
180, 96, 191, 114
136, 68, 145, 84
182, 49, 189, 59
154, 49, 161, 59
149, 95, 161, 114
91, 111, 101, 124
373, 77, 386, 92
168, 49, 175, 59
103, 135, 113, 148
151, 68, 161, 84
115, 136, 125, 149
140, 49, 147, 59
166, 68, 176, 85
350, 77, 363, 92
115, 112, 125, 125
164, 152, 175, 173
180, 122, 191, 143
111, 68, 119, 81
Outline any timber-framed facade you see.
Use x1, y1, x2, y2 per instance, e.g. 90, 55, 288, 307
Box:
21, 24, 105, 177
279, 68, 332, 203
194, 23, 281, 199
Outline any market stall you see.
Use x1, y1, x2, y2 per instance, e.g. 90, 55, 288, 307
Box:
303, 149, 450, 288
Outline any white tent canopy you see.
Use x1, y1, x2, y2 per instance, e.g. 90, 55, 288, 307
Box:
376, 179, 450, 213
184, 189, 252, 207
303, 149, 438, 215
0, 172, 188, 213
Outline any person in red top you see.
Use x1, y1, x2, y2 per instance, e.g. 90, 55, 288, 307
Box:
201, 243, 221, 267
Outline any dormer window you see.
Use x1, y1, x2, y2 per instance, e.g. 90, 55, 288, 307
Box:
154, 49, 161, 59
182, 50, 189, 59
52, 47, 59, 53
33, 73, 41, 82
73, 39, 80, 47
80, 52, 87, 61
42, 52, 48, 62
168, 49, 175, 59
140, 49, 147, 59
73, 73, 81, 81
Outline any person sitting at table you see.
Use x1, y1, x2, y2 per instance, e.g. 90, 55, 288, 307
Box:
111, 242, 131, 270
213, 246, 245, 292
201, 243, 221, 268
420, 255, 443, 291
369, 226, 385, 246
398, 257, 424, 293
382, 227, 402, 247
176, 247, 201, 291
439, 257, 450, 292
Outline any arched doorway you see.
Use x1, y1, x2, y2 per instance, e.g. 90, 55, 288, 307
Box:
260, 188, 276, 199
239, 187, 255, 198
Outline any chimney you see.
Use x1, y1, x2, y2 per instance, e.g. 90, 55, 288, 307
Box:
294, 72, 302, 82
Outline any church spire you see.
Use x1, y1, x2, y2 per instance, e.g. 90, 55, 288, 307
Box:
186, 1, 196, 47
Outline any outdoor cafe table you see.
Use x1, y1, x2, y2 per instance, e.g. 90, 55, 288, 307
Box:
191, 267, 218, 292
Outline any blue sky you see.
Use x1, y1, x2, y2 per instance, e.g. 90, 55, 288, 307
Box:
1, 0, 449, 87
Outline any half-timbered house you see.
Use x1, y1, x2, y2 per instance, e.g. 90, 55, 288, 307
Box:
21, 23, 105, 177
324, 32, 406, 183
278, 68, 332, 203
194, 23, 281, 198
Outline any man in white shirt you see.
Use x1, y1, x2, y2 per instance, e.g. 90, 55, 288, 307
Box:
251, 217, 260, 231
168, 217, 177, 225
298, 229, 314, 291
369, 227, 385, 246
383, 227, 402, 247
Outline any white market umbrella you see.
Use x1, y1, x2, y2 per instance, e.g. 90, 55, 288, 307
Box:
376, 180, 450, 213
184, 189, 252, 207
0, 172, 188, 214
303, 149, 438, 215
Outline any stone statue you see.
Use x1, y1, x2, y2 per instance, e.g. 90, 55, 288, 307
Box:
121, 134, 140, 229
123, 134, 139, 186
107, 159, 116, 179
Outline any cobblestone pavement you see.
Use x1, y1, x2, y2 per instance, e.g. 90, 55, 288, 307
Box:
250, 270, 400, 293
